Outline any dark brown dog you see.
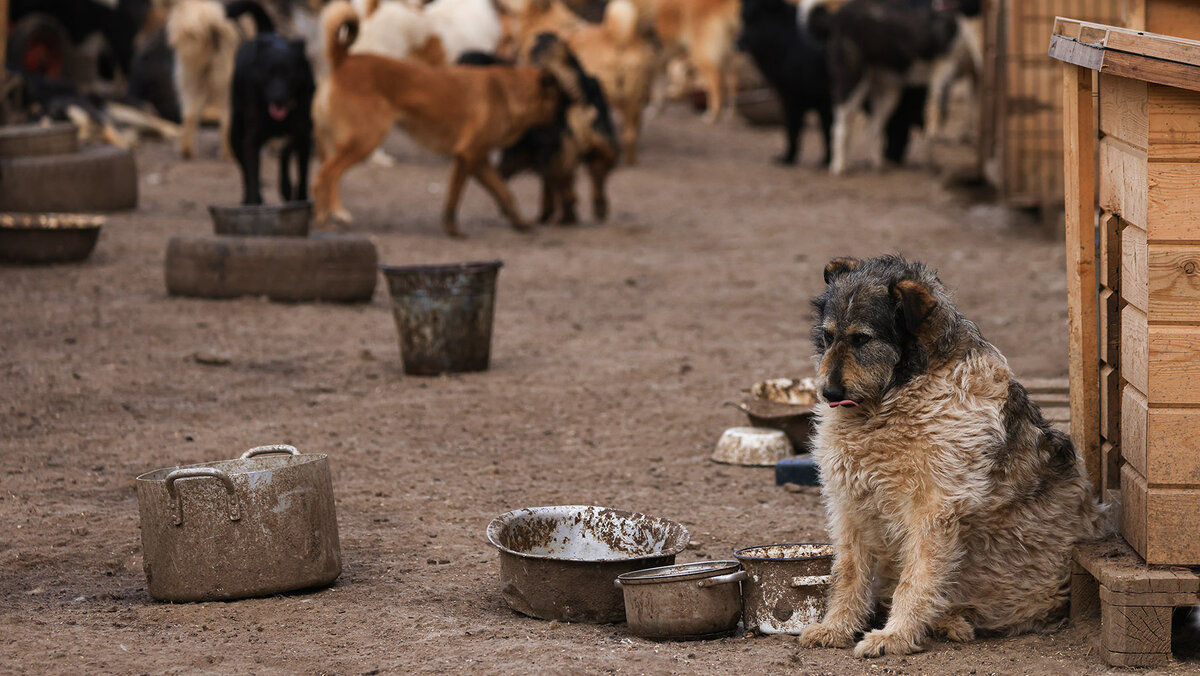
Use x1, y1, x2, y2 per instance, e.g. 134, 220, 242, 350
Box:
312, 1, 565, 237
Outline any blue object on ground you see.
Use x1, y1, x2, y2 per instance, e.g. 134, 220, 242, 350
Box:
775, 454, 820, 486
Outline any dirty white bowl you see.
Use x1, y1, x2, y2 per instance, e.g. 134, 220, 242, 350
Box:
712, 427, 793, 466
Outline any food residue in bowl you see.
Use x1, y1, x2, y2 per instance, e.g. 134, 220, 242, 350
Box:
749, 378, 818, 407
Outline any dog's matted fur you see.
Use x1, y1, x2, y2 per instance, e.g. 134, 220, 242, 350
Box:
798, 254, 1108, 658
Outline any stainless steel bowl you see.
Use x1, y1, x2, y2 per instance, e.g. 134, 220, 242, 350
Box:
616, 560, 745, 639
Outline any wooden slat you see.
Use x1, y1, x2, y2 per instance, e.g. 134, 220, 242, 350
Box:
1098, 137, 1147, 228
1148, 83, 1200, 146
1121, 304, 1148, 395
1100, 364, 1120, 440
1056, 18, 1200, 69
1102, 602, 1173, 656
1101, 440, 1121, 494
1121, 224, 1148, 312
1147, 244, 1200, 323
1100, 212, 1122, 291
1146, 162, 1200, 240
1121, 463, 1148, 559
1145, 486, 1200, 564
1145, 407, 1200, 485
1050, 35, 1200, 94
1100, 73, 1148, 150
1063, 61, 1101, 498
1122, 384, 1148, 477
1100, 288, 1120, 365
1147, 326, 1200, 405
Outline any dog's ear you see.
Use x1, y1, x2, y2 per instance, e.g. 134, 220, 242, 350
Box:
890, 278, 937, 337
823, 256, 860, 284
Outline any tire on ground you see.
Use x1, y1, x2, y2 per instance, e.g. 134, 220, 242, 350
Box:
0, 122, 79, 157
165, 233, 378, 303
0, 145, 138, 212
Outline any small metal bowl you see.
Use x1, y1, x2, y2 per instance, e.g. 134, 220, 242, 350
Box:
616, 560, 746, 639
0, 213, 102, 264
208, 201, 312, 237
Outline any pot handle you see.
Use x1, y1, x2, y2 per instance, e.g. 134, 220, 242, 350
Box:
164, 468, 241, 526
697, 569, 747, 588
240, 444, 299, 459
791, 575, 832, 587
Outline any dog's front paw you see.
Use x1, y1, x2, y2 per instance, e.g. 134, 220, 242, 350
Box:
797, 622, 855, 649
853, 629, 923, 658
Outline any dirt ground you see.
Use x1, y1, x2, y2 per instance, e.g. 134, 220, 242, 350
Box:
3, 105, 1199, 675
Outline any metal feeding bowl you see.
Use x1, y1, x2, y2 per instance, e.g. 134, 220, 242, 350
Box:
0, 213, 102, 264
487, 505, 690, 623
208, 201, 312, 237
729, 378, 819, 451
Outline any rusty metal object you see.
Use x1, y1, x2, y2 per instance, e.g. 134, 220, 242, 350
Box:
616, 560, 746, 639
734, 543, 833, 635
379, 260, 502, 376
0, 122, 78, 157
0, 213, 102, 263
486, 505, 690, 623
729, 378, 819, 450
136, 444, 342, 602
208, 202, 312, 237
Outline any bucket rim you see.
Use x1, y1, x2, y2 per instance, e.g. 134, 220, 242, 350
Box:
733, 542, 834, 562
616, 560, 741, 584
378, 259, 503, 275
135, 453, 328, 483
486, 504, 689, 562
207, 201, 313, 215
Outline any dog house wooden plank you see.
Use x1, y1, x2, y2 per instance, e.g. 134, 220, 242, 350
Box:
1100, 586, 1200, 607
1147, 161, 1200, 240
1100, 212, 1123, 291
1145, 488, 1200, 563
1120, 305, 1149, 395
1146, 326, 1200, 405
1100, 365, 1120, 440
1101, 441, 1121, 495
1146, 407, 1200, 485
1063, 61, 1102, 497
1121, 225, 1149, 312
1100, 74, 1148, 150
1092, 22, 1200, 69
1098, 137, 1147, 227
1121, 463, 1149, 559
1102, 595, 1172, 654
1122, 384, 1148, 478
1147, 244, 1200, 323
1100, 288, 1120, 365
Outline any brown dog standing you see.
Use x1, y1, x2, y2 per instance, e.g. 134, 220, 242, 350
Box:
313, 1, 564, 237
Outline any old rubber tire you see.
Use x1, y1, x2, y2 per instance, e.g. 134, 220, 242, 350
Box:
0, 122, 79, 158
0, 146, 138, 212
165, 233, 378, 302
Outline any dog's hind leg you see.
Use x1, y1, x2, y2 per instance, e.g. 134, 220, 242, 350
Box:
830, 80, 867, 176
470, 160, 531, 233
537, 175, 556, 224
441, 156, 473, 238
778, 99, 801, 165
294, 134, 312, 202
586, 156, 609, 222
931, 610, 974, 643
233, 121, 263, 205
179, 98, 200, 159
279, 141, 295, 202
313, 137, 377, 228
866, 74, 903, 171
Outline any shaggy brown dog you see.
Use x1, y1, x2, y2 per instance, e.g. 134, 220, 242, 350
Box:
312, 0, 564, 236
798, 255, 1109, 657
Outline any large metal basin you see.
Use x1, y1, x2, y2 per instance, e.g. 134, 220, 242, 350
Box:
136, 445, 342, 602
487, 505, 689, 623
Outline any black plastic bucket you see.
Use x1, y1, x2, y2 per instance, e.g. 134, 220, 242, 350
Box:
379, 260, 502, 375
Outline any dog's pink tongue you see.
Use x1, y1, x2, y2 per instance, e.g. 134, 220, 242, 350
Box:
829, 400, 858, 408
268, 103, 289, 121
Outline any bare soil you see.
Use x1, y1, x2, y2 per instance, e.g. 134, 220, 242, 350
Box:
2, 107, 1198, 675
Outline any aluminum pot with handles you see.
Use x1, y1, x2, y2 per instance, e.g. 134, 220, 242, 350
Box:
136, 445, 342, 602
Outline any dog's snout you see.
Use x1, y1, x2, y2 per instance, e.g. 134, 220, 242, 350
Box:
822, 385, 846, 403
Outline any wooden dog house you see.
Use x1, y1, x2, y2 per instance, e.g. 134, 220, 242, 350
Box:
1051, 18, 1200, 666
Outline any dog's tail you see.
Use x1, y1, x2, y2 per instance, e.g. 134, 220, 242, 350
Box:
226, 0, 275, 34
322, 0, 361, 70
602, 0, 638, 47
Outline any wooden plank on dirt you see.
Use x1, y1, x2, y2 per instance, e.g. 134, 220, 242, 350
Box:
1076, 535, 1200, 593
1062, 61, 1101, 498
1102, 602, 1172, 657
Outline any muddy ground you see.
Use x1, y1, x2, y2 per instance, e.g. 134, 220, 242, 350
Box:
3, 105, 1199, 675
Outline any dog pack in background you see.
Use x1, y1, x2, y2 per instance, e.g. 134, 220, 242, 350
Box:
800, 254, 1109, 657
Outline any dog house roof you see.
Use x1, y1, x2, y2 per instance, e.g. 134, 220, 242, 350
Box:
1050, 17, 1200, 91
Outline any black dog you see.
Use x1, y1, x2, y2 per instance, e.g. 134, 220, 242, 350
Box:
8, 0, 150, 79
228, 6, 315, 205
738, 0, 832, 166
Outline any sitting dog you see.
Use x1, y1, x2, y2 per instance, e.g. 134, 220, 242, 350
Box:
229, 29, 315, 204
312, 1, 565, 236
737, 0, 832, 166
799, 254, 1108, 657
461, 33, 619, 225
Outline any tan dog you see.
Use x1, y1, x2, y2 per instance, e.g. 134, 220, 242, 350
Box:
798, 255, 1109, 657
312, 1, 564, 236
167, 0, 239, 159
639, 0, 741, 123
567, 0, 654, 164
